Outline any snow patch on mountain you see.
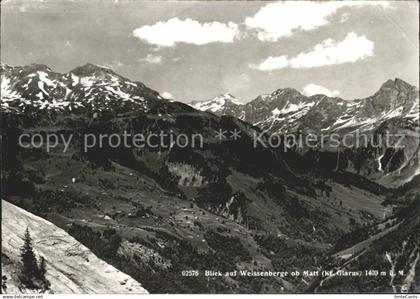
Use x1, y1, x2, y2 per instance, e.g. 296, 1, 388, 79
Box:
1, 77, 20, 102
37, 71, 56, 87
277, 101, 315, 115
408, 100, 419, 122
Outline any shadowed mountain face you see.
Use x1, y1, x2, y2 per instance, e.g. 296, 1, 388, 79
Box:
191, 79, 418, 135
1, 63, 419, 293
191, 79, 420, 188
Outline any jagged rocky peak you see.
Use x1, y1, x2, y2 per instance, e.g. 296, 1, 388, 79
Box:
251, 88, 309, 114
69, 63, 118, 78
18, 64, 56, 78
379, 77, 415, 92
253, 87, 308, 107
0, 62, 164, 114
190, 93, 244, 113
377, 78, 418, 99
369, 78, 418, 112
271, 87, 303, 98
8, 63, 52, 73
213, 93, 243, 105
1, 63, 54, 80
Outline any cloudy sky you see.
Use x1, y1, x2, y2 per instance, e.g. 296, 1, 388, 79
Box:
1, 0, 418, 102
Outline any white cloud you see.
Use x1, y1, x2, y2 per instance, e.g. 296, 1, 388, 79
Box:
250, 56, 289, 72
138, 54, 162, 64
252, 32, 374, 71
303, 83, 340, 97
161, 91, 175, 100
290, 32, 374, 68
245, 1, 391, 41
133, 18, 239, 47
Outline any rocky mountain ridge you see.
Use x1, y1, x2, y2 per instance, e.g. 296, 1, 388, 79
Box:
191, 79, 418, 134
1, 63, 164, 115
191, 79, 419, 187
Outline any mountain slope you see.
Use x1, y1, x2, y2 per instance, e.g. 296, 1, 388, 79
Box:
190, 93, 245, 118
307, 199, 420, 293
1, 63, 162, 115
1, 63, 416, 293
1, 200, 148, 294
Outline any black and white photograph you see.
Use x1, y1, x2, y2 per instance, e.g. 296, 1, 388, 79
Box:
1, 0, 419, 296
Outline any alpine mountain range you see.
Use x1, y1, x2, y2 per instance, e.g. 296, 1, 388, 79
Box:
1, 63, 419, 293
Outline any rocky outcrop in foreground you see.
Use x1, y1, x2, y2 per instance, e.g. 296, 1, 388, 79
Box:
1, 200, 148, 294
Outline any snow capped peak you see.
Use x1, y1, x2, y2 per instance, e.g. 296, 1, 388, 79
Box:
272, 87, 302, 98
69, 63, 117, 78
191, 98, 227, 113
190, 93, 243, 113
211, 93, 242, 105
1, 63, 160, 114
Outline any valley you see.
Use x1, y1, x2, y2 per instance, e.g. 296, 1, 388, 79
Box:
1, 63, 419, 293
